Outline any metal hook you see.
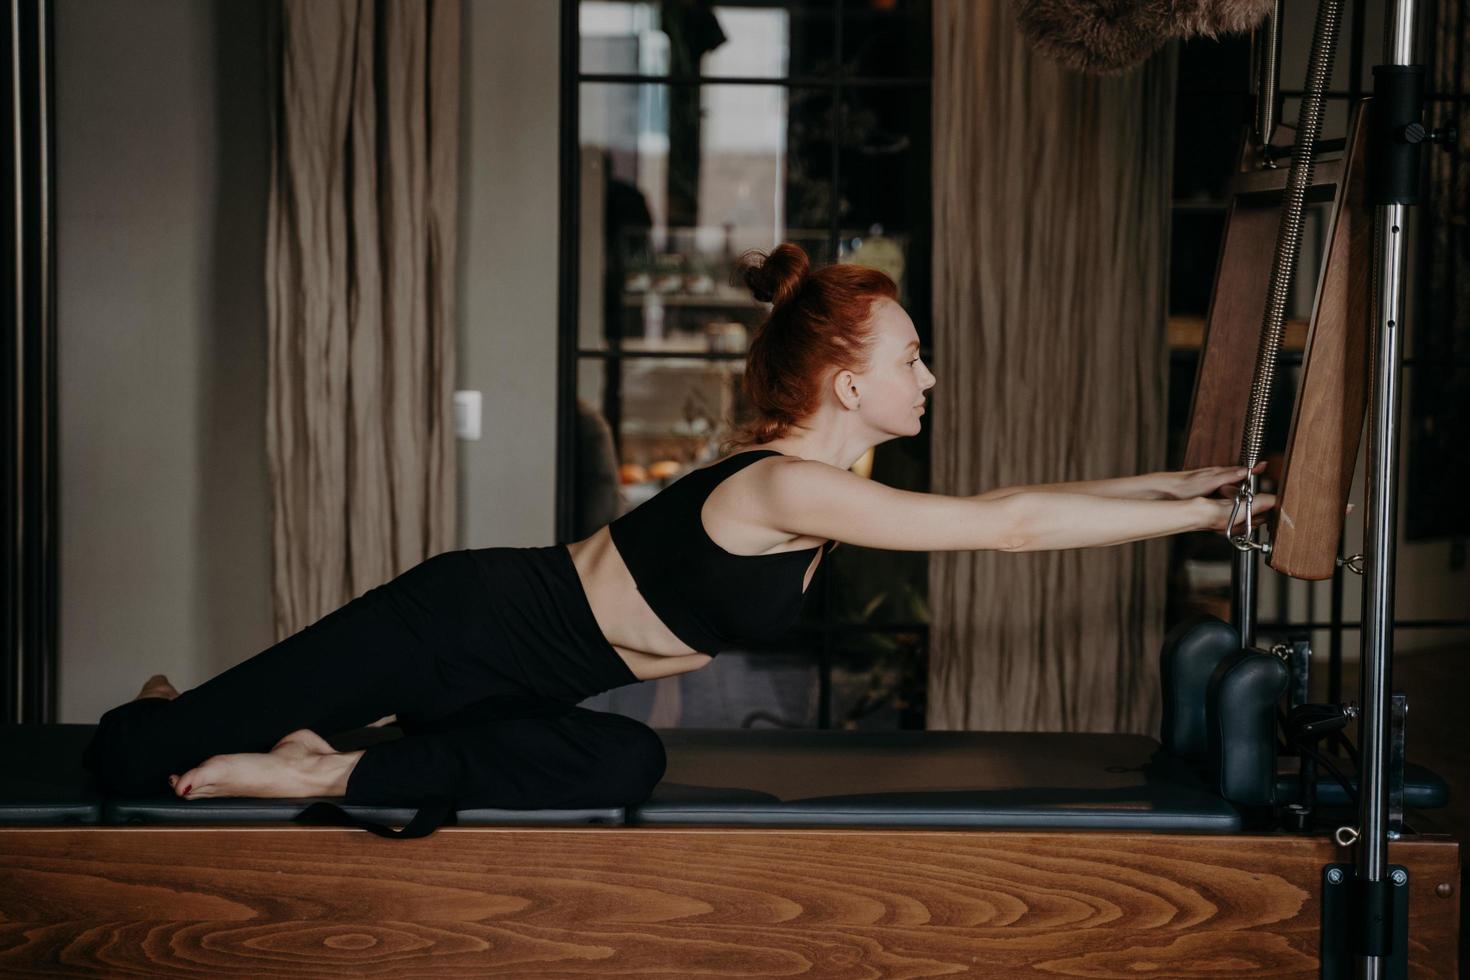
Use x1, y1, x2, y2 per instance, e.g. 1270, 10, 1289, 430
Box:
1226, 482, 1272, 554
1336, 554, 1365, 575
1334, 825, 1360, 847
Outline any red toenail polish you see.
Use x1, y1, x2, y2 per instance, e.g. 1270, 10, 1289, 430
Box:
182, 785, 191, 794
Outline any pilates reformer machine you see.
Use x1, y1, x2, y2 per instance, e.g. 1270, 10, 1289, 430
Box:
1, 2, 1461, 978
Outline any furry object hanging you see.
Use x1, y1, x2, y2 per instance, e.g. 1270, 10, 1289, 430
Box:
1012, 0, 1275, 74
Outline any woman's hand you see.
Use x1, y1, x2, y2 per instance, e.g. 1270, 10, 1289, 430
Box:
1163, 460, 1267, 501
1196, 491, 1277, 534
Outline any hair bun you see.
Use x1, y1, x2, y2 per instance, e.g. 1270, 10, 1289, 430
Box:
735, 243, 810, 308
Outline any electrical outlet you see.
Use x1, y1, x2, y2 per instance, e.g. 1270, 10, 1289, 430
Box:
454, 390, 481, 440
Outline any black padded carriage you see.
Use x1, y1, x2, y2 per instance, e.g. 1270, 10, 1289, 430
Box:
635, 728, 1242, 830
0, 719, 1447, 831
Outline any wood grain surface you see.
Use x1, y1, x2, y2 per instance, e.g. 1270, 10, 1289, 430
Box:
1182, 199, 1282, 470
0, 827, 1457, 977
1268, 100, 1373, 580
1181, 131, 1349, 474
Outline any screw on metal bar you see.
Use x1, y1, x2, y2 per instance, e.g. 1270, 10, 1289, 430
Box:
1327, 868, 1345, 884
1391, 869, 1408, 885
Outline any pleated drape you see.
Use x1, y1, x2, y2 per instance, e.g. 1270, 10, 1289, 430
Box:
927, 0, 1176, 734
265, 0, 460, 639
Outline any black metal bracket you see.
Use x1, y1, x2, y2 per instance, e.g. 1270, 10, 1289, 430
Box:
1368, 64, 1426, 204
1320, 863, 1409, 977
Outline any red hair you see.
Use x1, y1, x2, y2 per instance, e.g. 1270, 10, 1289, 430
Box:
720, 243, 899, 452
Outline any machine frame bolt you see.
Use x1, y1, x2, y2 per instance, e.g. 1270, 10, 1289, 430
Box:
1391, 869, 1408, 886
1327, 868, 1344, 884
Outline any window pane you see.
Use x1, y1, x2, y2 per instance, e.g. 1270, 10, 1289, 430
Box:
833, 84, 930, 342
841, 0, 930, 79
576, 354, 751, 520
579, 81, 835, 352
579, 1, 837, 79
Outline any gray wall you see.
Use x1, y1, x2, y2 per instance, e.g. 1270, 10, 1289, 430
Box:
56, 0, 273, 722
456, 0, 561, 549
56, 0, 563, 721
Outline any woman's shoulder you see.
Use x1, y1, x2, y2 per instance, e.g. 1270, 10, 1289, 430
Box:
702, 446, 830, 552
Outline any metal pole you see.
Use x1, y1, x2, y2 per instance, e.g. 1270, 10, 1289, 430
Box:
1357, 0, 1419, 971
1232, 505, 1257, 648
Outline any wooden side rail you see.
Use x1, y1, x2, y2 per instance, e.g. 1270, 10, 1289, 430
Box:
1268, 100, 1374, 579
1181, 195, 1280, 471
1182, 107, 1373, 580
1, 826, 1458, 977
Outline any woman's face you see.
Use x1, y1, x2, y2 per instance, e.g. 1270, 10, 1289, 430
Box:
853, 298, 935, 436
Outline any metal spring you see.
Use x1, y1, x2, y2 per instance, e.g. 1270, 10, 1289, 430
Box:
1251, 0, 1284, 160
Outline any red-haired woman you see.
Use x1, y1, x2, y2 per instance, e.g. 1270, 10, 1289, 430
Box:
84, 242, 1270, 834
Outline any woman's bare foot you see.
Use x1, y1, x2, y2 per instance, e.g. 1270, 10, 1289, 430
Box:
134, 674, 180, 701
167, 729, 364, 801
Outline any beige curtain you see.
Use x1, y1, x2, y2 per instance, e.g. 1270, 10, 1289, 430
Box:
928, 0, 1176, 734
265, 0, 460, 639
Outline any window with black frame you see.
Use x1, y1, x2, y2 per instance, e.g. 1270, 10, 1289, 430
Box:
562, 0, 933, 730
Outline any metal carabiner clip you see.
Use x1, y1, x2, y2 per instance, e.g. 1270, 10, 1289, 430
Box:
1227, 483, 1254, 551
1226, 479, 1272, 555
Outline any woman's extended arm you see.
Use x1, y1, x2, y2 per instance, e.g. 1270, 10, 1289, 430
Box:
994, 490, 1267, 551
754, 459, 1274, 553
974, 474, 1172, 501
974, 462, 1265, 502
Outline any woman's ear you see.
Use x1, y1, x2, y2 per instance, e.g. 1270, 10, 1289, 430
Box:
832, 370, 861, 411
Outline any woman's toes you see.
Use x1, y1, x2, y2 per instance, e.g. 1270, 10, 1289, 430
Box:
174, 763, 208, 797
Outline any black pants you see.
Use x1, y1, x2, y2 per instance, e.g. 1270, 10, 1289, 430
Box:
82, 546, 661, 813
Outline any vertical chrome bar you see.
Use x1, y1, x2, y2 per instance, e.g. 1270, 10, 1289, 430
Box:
1233, 544, 1256, 647
9, 0, 25, 723
1360, 199, 1406, 881
1357, 198, 1405, 980
1358, 0, 1417, 967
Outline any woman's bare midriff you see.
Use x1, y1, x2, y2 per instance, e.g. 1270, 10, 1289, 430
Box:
565, 455, 828, 682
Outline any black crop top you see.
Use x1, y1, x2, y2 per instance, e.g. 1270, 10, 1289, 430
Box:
606, 449, 836, 654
